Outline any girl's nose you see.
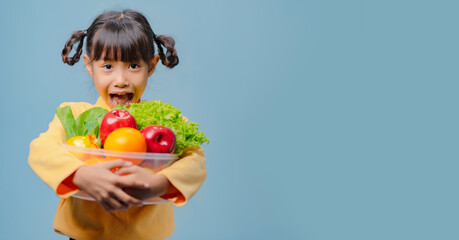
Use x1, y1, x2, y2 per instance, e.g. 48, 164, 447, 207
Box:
113, 72, 129, 87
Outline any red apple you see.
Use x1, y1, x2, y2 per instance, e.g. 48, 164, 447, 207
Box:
99, 109, 137, 145
141, 125, 176, 153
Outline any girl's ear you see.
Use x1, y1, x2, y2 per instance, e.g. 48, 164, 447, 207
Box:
148, 55, 161, 77
83, 54, 94, 78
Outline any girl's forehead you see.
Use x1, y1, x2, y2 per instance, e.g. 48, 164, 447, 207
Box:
87, 20, 154, 64
98, 47, 121, 60
92, 45, 143, 63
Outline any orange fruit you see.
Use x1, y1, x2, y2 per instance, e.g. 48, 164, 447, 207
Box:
103, 128, 146, 170
104, 127, 147, 153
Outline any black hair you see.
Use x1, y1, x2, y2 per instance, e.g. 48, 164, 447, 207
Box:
61, 9, 178, 68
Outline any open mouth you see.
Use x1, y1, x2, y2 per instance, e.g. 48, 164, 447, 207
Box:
110, 93, 134, 106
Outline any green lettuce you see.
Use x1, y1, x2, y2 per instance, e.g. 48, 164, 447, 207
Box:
114, 100, 209, 155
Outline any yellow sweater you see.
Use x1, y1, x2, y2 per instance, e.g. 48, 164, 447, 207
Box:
28, 98, 207, 240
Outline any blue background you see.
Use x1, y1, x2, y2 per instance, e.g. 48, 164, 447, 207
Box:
1, 0, 458, 239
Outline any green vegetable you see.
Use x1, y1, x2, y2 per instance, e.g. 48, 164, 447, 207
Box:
75, 107, 108, 138
114, 100, 209, 155
56, 106, 108, 141
56, 106, 78, 141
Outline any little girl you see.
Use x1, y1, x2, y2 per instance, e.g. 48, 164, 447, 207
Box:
28, 9, 206, 240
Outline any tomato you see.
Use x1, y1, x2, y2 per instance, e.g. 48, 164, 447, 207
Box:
104, 127, 147, 153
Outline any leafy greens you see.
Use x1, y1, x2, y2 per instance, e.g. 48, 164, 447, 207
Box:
114, 100, 209, 155
56, 106, 108, 141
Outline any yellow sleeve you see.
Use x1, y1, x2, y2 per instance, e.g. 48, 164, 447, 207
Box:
158, 146, 207, 206
28, 103, 88, 198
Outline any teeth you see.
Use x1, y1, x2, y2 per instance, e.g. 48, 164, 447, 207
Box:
110, 93, 133, 106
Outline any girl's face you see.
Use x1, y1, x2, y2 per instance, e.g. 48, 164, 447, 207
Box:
83, 54, 160, 109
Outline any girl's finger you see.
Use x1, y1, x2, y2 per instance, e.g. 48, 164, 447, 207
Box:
98, 200, 115, 212
116, 176, 150, 189
100, 159, 133, 170
116, 165, 137, 175
94, 191, 124, 212
112, 188, 144, 206
105, 193, 127, 211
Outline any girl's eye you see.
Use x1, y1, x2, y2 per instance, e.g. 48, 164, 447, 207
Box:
130, 64, 140, 69
103, 64, 113, 70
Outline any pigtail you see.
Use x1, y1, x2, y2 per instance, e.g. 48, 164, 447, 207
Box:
62, 30, 87, 66
154, 35, 179, 68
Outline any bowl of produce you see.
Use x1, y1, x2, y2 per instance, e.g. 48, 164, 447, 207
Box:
63, 143, 179, 204
57, 100, 209, 204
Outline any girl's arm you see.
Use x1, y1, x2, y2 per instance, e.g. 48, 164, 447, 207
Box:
158, 146, 207, 206
116, 165, 173, 201
117, 146, 207, 205
28, 102, 148, 211
29, 103, 91, 197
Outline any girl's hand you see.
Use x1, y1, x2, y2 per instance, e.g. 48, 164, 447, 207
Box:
117, 166, 171, 201
73, 159, 150, 212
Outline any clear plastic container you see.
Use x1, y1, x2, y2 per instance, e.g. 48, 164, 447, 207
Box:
63, 144, 179, 204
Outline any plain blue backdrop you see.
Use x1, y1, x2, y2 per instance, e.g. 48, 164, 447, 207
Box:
1, 0, 459, 239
